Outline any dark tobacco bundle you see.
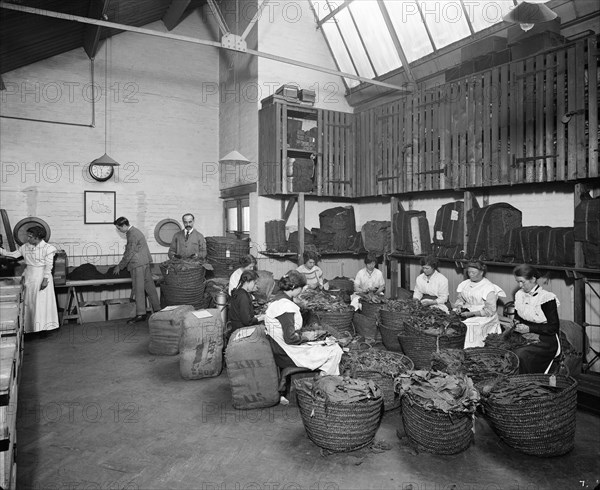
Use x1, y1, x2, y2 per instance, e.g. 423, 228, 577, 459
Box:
478, 376, 564, 402
394, 370, 480, 414
160, 257, 206, 273
358, 291, 386, 304
296, 289, 353, 312
382, 299, 465, 335
484, 331, 535, 350
299, 375, 382, 404
431, 349, 466, 375
341, 350, 413, 378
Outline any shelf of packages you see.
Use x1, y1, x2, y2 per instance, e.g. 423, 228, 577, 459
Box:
388, 253, 600, 276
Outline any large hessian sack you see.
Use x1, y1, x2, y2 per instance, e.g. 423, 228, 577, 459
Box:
574, 197, 600, 244
361, 221, 391, 255
393, 210, 431, 255
180, 309, 224, 380
225, 326, 280, 409
433, 201, 464, 247
148, 305, 195, 356
467, 203, 522, 261
546, 228, 575, 267
502, 226, 552, 264
319, 206, 356, 251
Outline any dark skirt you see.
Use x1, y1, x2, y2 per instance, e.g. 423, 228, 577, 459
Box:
267, 336, 297, 369
514, 334, 559, 374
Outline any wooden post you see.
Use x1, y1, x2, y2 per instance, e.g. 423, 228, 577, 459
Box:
463, 191, 478, 258
390, 197, 399, 298
297, 192, 305, 263
573, 184, 586, 328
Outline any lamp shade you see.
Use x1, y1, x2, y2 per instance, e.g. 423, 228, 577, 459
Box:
219, 150, 250, 164
503, 2, 557, 25
90, 153, 120, 166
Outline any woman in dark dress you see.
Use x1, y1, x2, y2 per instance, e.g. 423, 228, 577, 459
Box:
512, 264, 560, 374
228, 270, 264, 332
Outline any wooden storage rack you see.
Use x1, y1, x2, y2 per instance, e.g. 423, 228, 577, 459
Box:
0, 277, 24, 490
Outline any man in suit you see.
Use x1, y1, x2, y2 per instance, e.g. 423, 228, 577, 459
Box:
112, 217, 160, 323
168, 213, 206, 260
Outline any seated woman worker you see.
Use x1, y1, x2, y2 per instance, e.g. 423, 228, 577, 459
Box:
511, 264, 561, 374
228, 270, 265, 333
412, 255, 450, 313
264, 270, 343, 376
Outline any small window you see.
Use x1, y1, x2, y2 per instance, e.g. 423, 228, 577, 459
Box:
224, 197, 250, 239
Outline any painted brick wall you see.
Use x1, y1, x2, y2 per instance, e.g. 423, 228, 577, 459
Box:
1, 14, 222, 261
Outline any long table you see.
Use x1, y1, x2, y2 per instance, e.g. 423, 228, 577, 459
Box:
56, 276, 161, 325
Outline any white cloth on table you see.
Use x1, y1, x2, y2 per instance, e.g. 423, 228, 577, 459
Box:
413, 270, 449, 313
1, 240, 59, 333
456, 277, 505, 348
264, 296, 342, 375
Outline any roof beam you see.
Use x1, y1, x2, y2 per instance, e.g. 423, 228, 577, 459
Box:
83, 0, 111, 59
162, 0, 192, 31
0, 2, 411, 93
377, 0, 415, 84
318, 0, 353, 28
206, 0, 230, 36
240, 0, 268, 42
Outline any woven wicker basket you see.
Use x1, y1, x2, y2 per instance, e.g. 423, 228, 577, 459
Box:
401, 394, 474, 454
328, 278, 354, 292
160, 281, 207, 310
432, 347, 519, 383
353, 313, 380, 340
360, 301, 384, 320
295, 381, 384, 452
379, 323, 404, 352
352, 353, 413, 411
379, 309, 410, 329
160, 263, 205, 285
481, 374, 578, 457
398, 331, 466, 369
312, 310, 355, 337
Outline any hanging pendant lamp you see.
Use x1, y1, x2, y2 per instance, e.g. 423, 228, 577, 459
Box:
503, 1, 558, 32
91, 38, 120, 168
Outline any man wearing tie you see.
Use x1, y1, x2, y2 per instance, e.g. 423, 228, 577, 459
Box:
168, 213, 207, 260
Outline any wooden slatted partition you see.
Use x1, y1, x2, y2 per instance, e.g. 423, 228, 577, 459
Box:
258, 102, 280, 196
350, 35, 598, 195
319, 109, 355, 197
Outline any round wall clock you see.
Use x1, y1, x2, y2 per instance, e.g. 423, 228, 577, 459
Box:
89, 162, 115, 182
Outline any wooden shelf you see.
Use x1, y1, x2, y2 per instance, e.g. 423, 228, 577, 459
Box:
388, 252, 600, 276
261, 250, 361, 260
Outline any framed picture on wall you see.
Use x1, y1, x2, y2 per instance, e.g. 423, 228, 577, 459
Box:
84, 191, 116, 224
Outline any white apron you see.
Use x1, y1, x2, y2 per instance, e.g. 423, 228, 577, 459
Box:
2, 240, 60, 333
23, 266, 59, 333
265, 297, 342, 375
457, 278, 505, 348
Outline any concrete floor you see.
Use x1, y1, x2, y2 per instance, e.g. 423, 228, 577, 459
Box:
16, 321, 600, 490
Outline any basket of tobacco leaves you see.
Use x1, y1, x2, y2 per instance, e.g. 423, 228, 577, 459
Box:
398, 314, 467, 370
353, 312, 380, 340
359, 293, 386, 320
294, 375, 384, 452
431, 347, 519, 384
479, 374, 578, 457
395, 370, 480, 454
299, 289, 355, 337
341, 350, 414, 411
159, 258, 207, 309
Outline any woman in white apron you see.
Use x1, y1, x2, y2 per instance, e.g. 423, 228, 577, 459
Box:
453, 261, 505, 348
412, 255, 450, 313
265, 270, 342, 376
511, 264, 560, 373
0, 225, 59, 333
